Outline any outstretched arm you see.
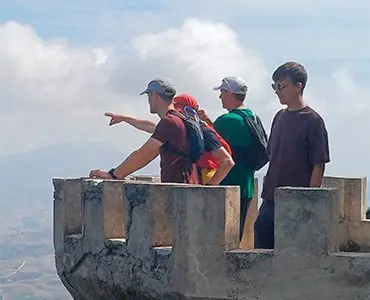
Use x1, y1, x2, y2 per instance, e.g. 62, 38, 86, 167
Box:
89, 137, 162, 179
104, 112, 157, 134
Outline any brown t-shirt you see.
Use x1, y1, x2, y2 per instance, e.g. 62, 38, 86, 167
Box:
151, 110, 199, 184
261, 106, 330, 201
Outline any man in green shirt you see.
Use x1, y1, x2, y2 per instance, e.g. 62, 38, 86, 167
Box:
212, 76, 258, 242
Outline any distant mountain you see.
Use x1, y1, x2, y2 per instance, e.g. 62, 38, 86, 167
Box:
0, 142, 159, 208
0, 142, 160, 299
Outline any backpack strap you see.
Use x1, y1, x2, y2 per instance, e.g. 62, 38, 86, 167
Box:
167, 109, 185, 120
163, 110, 190, 158
230, 109, 268, 145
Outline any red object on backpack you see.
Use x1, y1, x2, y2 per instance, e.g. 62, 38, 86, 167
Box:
173, 93, 232, 170
197, 123, 232, 169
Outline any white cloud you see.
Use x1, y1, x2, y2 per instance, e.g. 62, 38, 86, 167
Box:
132, 18, 270, 107
0, 18, 369, 178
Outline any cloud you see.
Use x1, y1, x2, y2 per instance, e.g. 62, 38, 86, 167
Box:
0, 21, 149, 156
121, 19, 272, 119
0, 17, 369, 178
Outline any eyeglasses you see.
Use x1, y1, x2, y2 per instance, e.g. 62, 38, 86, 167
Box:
271, 83, 287, 91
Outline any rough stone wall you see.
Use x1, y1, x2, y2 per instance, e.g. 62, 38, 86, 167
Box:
53, 176, 370, 300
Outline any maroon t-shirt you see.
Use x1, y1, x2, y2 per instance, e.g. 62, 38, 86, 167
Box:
261, 106, 330, 201
151, 110, 199, 184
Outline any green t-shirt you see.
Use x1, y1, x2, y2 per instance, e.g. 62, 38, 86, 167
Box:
214, 108, 255, 200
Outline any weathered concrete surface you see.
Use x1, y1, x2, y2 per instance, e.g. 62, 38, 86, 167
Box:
323, 176, 370, 252
53, 176, 370, 300
239, 178, 258, 249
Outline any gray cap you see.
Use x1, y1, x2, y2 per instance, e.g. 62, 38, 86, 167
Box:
140, 78, 176, 96
213, 76, 248, 94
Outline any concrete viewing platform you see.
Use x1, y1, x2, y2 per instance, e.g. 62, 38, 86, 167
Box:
52, 175, 370, 299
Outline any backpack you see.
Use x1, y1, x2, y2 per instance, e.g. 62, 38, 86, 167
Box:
230, 110, 269, 171
165, 107, 205, 163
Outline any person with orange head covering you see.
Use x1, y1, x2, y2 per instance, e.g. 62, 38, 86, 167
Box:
105, 93, 234, 185
173, 94, 234, 184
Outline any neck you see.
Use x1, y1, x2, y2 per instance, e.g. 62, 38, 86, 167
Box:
287, 95, 306, 111
228, 102, 245, 112
158, 103, 175, 118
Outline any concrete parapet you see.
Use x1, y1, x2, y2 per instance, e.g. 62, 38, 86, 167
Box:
323, 176, 370, 251
53, 176, 370, 300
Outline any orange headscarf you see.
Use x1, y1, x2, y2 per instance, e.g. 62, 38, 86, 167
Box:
173, 93, 199, 111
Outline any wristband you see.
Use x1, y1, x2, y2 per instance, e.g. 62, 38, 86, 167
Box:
108, 168, 117, 179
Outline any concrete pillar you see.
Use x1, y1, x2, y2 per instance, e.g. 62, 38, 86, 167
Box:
169, 185, 240, 298
240, 177, 258, 249
122, 182, 174, 257
101, 180, 126, 240
323, 176, 369, 251
274, 187, 339, 255
53, 178, 83, 254
82, 180, 106, 252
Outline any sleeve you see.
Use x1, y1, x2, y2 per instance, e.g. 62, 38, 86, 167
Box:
266, 109, 284, 156
308, 116, 330, 165
151, 117, 176, 144
203, 128, 221, 152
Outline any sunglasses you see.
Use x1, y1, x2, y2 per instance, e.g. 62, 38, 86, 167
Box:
271, 83, 287, 91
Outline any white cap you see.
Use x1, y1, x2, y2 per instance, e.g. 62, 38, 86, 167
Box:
213, 76, 248, 94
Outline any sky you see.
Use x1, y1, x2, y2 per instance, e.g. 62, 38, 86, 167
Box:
1, 0, 370, 178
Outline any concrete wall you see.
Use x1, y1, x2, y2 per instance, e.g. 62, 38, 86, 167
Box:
53, 176, 370, 300
323, 176, 370, 251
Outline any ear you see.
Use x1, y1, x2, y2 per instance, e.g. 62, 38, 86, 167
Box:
296, 82, 303, 92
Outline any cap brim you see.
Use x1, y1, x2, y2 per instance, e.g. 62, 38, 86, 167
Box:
139, 89, 149, 95
212, 85, 222, 91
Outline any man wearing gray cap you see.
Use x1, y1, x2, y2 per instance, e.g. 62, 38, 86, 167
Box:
89, 78, 200, 184
211, 76, 268, 242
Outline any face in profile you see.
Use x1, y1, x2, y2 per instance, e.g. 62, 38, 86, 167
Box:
148, 92, 158, 114
272, 77, 303, 105
219, 89, 232, 110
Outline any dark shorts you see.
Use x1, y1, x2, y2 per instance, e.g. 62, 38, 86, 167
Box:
254, 199, 274, 249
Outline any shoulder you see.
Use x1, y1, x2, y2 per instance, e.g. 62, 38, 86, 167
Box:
305, 106, 325, 119
158, 111, 184, 127
215, 111, 244, 126
302, 106, 327, 127
272, 108, 286, 121
153, 112, 185, 140
305, 107, 328, 135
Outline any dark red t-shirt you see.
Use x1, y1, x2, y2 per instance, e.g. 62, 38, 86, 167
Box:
261, 106, 330, 201
151, 110, 199, 184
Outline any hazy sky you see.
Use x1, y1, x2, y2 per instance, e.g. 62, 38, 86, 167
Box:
1, 0, 370, 178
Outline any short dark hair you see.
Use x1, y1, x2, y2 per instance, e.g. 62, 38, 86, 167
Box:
272, 61, 308, 94
233, 93, 246, 102
156, 87, 176, 103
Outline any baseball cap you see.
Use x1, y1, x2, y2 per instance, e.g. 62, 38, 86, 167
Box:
213, 76, 248, 94
173, 93, 199, 110
140, 78, 176, 96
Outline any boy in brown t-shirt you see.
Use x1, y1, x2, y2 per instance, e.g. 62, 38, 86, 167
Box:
254, 62, 330, 249
89, 78, 199, 184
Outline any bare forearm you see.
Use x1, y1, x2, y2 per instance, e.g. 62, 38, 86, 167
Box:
206, 158, 234, 185
206, 147, 235, 185
310, 163, 325, 187
112, 151, 144, 179
113, 138, 161, 179
120, 116, 157, 133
